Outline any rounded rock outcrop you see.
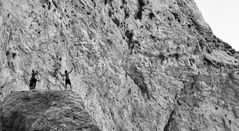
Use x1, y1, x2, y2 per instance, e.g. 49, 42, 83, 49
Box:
0, 90, 100, 131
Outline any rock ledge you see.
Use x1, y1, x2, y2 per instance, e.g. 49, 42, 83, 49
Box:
0, 90, 100, 131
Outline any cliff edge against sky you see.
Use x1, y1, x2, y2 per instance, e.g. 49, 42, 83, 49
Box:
1, 0, 239, 130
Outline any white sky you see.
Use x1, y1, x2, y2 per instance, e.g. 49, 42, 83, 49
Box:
194, 0, 239, 51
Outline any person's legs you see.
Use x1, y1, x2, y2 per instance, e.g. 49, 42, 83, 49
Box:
68, 80, 72, 89
29, 80, 33, 90
65, 79, 72, 90
68, 83, 72, 90
65, 80, 68, 90
32, 82, 36, 90
32, 79, 37, 90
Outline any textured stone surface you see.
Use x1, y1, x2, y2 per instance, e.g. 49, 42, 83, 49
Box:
0, 91, 100, 131
0, 0, 239, 130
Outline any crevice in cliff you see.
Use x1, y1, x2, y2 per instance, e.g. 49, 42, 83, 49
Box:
52, 0, 58, 9
40, 0, 52, 10
126, 65, 151, 100
135, 0, 146, 20
104, 0, 113, 5
163, 109, 175, 131
125, 30, 133, 44
112, 17, 120, 27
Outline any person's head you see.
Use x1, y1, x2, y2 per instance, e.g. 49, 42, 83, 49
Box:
65, 70, 67, 74
32, 70, 35, 73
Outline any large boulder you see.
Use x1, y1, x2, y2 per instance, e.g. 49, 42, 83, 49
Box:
0, 90, 100, 131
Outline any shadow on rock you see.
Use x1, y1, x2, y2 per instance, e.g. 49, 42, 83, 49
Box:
0, 90, 101, 131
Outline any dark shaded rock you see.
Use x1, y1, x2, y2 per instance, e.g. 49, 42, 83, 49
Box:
0, 91, 100, 131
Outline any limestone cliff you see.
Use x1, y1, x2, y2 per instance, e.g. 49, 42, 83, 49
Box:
0, 0, 239, 130
0, 91, 100, 131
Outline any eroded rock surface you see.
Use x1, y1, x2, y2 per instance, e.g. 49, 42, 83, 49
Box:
0, 90, 100, 131
0, 0, 239, 130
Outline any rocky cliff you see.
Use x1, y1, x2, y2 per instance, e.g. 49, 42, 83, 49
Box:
0, 0, 239, 131
0, 90, 100, 131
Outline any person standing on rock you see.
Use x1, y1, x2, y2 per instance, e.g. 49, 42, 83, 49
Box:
29, 70, 39, 90
60, 68, 73, 90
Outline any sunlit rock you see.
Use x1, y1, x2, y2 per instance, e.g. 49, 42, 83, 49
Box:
0, 0, 239, 130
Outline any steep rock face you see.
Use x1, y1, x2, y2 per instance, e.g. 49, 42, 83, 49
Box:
0, 0, 239, 130
0, 91, 100, 131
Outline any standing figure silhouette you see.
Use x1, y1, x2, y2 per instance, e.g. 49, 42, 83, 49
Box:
29, 70, 38, 90
61, 68, 73, 90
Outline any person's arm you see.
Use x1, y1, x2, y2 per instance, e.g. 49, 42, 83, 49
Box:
69, 68, 73, 74
60, 72, 64, 77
